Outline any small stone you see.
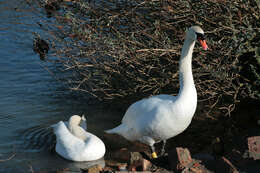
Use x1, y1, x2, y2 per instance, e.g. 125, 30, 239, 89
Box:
130, 152, 143, 164
118, 163, 128, 171
87, 165, 103, 173
248, 136, 260, 160
142, 159, 152, 171
128, 152, 144, 171
103, 166, 114, 173
115, 171, 152, 173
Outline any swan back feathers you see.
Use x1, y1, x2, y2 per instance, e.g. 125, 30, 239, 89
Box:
53, 115, 105, 162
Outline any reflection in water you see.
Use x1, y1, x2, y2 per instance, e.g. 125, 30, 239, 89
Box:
0, 0, 121, 172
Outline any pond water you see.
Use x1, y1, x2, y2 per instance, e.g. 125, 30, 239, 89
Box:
0, 0, 121, 172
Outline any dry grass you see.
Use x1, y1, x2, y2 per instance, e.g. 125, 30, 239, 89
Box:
30, 0, 259, 117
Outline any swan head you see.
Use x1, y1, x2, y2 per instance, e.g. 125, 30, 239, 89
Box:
69, 115, 83, 126
186, 26, 208, 50
68, 114, 87, 130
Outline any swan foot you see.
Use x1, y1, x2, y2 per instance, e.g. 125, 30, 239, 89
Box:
160, 140, 167, 156
150, 145, 158, 159
139, 136, 158, 159
152, 152, 158, 159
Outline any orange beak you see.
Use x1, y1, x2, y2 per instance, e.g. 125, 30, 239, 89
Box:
198, 39, 208, 50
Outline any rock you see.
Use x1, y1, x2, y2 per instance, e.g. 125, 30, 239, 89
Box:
129, 152, 143, 164
102, 166, 114, 173
248, 136, 260, 160
168, 147, 192, 170
105, 159, 128, 170
115, 171, 152, 173
118, 163, 128, 171
107, 148, 151, 171
86, 165, 103, 173
128, 153, 153, 171
168, 147, 213, 173
142, 158, 152, 171
128, 152, 143, 171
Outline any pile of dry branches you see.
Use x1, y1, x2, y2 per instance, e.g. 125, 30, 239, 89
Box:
32, 0, 259, 116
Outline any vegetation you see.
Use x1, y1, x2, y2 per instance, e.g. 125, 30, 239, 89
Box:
31, 0, 259, 117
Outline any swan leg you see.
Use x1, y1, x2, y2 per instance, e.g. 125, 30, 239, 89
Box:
160, 140, 167, 156
139, 136, 157, 159
150, 145, 158, 159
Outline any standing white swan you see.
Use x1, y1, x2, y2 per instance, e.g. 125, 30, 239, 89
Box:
52, 115, 106, 161
106, 26, 208, 158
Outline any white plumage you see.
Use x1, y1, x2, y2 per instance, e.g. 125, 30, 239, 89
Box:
106, 26, 208, 158
52, 115, 105, 162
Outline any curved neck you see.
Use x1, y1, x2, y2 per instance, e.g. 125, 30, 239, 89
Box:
69, 121, 87, 141
177, 39, 196, 98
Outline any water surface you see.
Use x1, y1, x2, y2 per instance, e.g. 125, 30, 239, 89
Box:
0, 1, 120, 172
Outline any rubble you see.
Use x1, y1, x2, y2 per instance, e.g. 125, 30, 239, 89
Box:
248, 136, 260, 160
90, 136, 260, 173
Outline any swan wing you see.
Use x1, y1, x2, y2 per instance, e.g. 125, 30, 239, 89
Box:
122, 94, 176, 125
53, 121, 105, 161
81, 133, 106, 161
53, 121, 86, 161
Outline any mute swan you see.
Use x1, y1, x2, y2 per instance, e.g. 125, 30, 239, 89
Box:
52, 115, 106, 161
106, 26, 208, 158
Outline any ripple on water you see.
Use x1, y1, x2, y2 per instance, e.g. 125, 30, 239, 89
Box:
19, 125, 56, 152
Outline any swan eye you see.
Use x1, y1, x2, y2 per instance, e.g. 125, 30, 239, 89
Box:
196, 32, 205, 40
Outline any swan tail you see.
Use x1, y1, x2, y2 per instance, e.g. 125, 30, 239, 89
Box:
105, 124, 127, 135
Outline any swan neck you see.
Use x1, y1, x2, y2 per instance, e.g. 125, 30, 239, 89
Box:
68, 118, 87, 141
69, 120, 77, 131
178, 39, 196, 97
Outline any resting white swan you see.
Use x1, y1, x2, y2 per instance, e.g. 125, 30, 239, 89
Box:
52, 115, 106, 161
106, 26, 208, 158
